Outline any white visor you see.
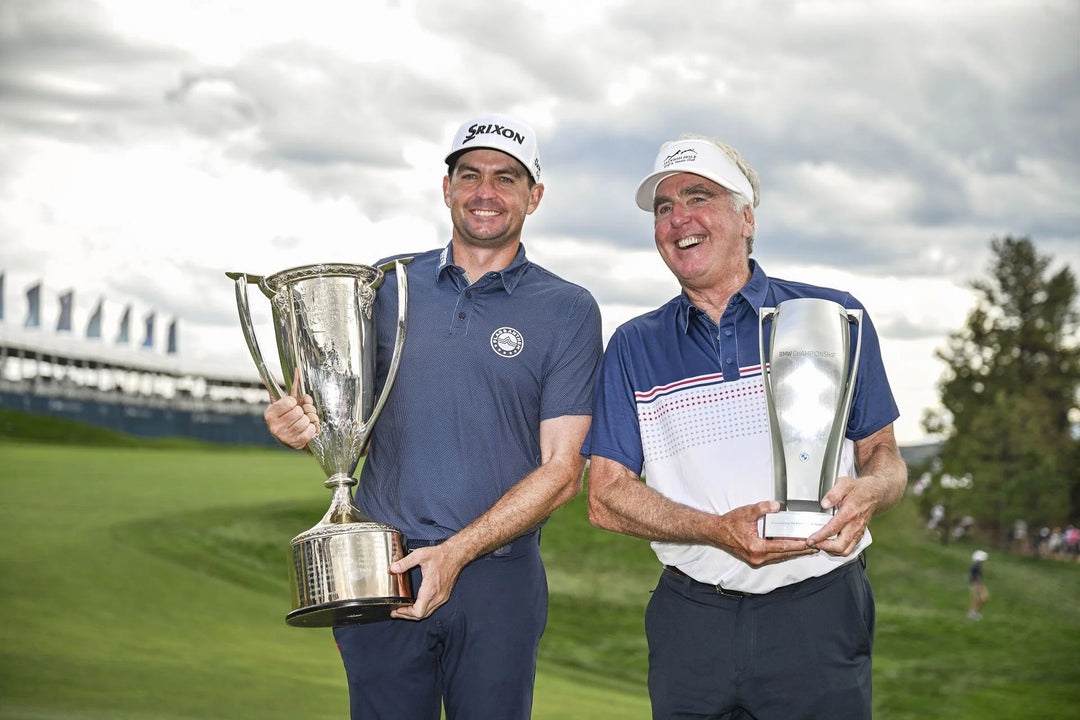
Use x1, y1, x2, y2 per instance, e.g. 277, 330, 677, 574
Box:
635, 139, 754, 211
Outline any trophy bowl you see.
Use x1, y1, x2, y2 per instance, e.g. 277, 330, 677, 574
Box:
227, 260, 412, 626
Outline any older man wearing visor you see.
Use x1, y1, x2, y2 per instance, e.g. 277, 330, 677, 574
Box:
583, 134, 907, 719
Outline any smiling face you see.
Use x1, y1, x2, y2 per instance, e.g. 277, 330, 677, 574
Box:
652, 172, 755, 295
443, 148, 544, 252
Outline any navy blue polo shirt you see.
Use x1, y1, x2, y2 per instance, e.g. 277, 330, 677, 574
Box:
354, 242, 603, 542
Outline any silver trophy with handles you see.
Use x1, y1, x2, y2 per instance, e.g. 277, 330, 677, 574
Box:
227, 260, 411, 626
759, 298, 863, 539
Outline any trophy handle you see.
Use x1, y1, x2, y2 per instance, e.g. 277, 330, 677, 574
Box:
841, 309, 863, 422
758, 307, 786, 502
358, 259, 410, 450
226, 271, 287, 401
820, 308, 864, 485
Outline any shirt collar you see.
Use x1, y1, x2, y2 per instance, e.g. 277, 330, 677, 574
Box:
436, 241, 530, 294
676, 259, 769, 333
740, 259, 769, 314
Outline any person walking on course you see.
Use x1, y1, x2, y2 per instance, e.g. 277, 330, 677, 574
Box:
265, 113, 603, 720
968, 549, 989, 620
583, 134, 908, 720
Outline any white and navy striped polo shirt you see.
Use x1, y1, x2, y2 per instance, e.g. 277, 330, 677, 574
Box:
584, 261, 899, 593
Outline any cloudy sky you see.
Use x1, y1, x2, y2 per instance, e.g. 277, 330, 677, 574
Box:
2, 0, 1078, 445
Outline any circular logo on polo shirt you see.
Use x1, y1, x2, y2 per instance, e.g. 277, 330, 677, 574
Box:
491, 327, 524, 358
799, 452, 810, 462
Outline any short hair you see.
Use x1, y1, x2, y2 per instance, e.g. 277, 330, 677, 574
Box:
679, 134, 759, 253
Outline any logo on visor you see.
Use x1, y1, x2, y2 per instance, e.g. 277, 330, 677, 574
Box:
463, 123, 526, 146
662, 148, 698, 169
491, 327, 524, 358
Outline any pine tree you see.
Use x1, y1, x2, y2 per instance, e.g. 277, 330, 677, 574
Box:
923, 236, 1080, 546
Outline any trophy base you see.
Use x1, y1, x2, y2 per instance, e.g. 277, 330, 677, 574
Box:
763, 510, 832, 539
288, 521, 413, 628
286, 597, 410, 627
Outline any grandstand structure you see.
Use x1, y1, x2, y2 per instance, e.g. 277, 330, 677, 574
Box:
0, 274, 276, 446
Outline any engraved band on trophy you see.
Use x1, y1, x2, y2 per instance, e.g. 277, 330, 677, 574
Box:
226, 260, 411, 626
758, 298, 863, 539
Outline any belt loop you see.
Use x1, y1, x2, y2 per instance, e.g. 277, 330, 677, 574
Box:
491, 528, 540, 558
406, 538, 444, 552
715, 585, 752, 598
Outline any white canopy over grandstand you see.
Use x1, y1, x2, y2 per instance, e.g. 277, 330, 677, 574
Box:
0, 272, 273, 444
0, 322, 266, 407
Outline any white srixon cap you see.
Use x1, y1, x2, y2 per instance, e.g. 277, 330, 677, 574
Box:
445, 113, 541, 182
635, 139, 754, 211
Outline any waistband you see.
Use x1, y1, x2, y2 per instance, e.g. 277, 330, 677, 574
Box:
407, 528, 541, 559
664, 553, 866, 599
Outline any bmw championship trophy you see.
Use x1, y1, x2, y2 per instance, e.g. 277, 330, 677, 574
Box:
227, 260, 411, 626
759, 298, 863, 539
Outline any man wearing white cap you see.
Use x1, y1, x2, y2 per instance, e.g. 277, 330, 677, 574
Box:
583, 135, 907, 719
968, 550, 989, 619
265, 114, 602, 719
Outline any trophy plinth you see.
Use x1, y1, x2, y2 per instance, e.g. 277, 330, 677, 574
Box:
759, 298, 863, 539
285, 474, 410, 627
228, 261, 412, 626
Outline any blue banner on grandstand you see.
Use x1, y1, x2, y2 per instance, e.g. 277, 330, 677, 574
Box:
86, 300, 103, 338
167, 319, 178, 354
57, 290, 74, 332
24, 282, 41, 328
116, 306, 131, 343
142, 312, 155, 348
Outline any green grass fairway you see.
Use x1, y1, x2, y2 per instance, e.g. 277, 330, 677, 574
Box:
1, 418, 1078, 718
0, 435, 649, 719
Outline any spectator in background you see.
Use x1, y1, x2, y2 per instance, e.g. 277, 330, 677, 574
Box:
1065, 525, 1079, 560
968, 550, 989, 620
1010, 519, 1027, 553
1034, 526, 1050, 558
1048, 527, 1064, 557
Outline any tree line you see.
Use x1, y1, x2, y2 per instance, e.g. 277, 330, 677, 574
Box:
917, 236, 1080, 548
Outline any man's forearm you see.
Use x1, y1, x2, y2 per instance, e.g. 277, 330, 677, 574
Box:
440, 413, 592, 564
587, 456, 812, 567
863, 447, 907, 515
854, 425, 908, 515
443, 453, 584, 563
587, 456, 722, 544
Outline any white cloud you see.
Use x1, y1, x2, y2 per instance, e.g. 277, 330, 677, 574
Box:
773, 162, 922, 231
1, 0, 1078, 447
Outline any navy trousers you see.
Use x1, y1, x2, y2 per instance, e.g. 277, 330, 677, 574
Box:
333, 532, 547, 720
646, 559, 875, 720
